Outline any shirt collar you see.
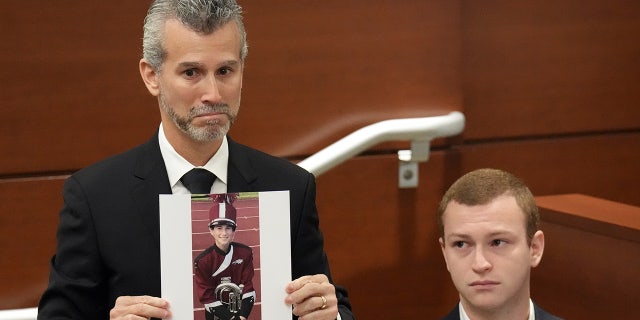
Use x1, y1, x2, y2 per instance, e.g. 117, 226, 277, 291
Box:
459, 302, 470, 320
158, 123, 229, 193
459, 299, 535, 320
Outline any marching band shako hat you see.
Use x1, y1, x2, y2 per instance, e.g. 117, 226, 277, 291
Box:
208, 200, 237, 230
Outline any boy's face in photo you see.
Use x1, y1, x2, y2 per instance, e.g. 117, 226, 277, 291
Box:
211, 224, 235, 249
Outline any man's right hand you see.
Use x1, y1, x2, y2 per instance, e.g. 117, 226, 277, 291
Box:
110, 295, 171, 320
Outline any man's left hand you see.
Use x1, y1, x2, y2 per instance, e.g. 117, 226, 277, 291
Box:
285, 274, 338, 319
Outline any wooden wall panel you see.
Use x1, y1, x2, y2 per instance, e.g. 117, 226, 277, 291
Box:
533, 194, 640, 319
533, 221, 639, 319
0, 178, 64, 309
0, 0, 461, 175
0, 2, 158, 175
462, 0, 640, 140
450, 132, 640, 207
238, 0, 462, 156
316, 153, 463, 319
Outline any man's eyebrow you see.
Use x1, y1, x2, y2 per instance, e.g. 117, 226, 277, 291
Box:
177, 60, 240, 68
445, 233, 471, 241
487, 230, 517, 238
222, 60, 240, 66
177, 61, 206, 69
445, 230, 516, 240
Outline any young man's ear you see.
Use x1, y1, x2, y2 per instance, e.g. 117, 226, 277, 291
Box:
439, 237, 451, 272
530, 230, 545, 268
139, 59, 160, 96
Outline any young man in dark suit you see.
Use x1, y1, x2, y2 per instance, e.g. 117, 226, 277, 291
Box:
437, 169, 562, 320
37, 1, 353, 319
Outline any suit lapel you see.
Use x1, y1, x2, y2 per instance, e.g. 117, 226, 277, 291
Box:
227, 137, 257, 193
442, 305, 460, 320
131, 133, 172, 244
534, 303, 560, 320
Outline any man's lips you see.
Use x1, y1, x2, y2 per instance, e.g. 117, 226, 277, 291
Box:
192, 112, 228, 123
195, 112, 225, 118
469, 280, 500, 287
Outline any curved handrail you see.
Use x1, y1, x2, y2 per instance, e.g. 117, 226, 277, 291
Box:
297, 111, 465, 176
0, 307, 37, 320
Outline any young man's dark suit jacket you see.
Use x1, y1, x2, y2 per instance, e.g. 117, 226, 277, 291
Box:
38, 133, 353, 320
441, 303, 562, 320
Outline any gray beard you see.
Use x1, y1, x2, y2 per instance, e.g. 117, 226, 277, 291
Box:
159, 93, 236, 142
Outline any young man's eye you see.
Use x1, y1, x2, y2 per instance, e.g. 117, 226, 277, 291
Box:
184, 69, 198, 77
491, 239, 506, 246
453, 241, 466, 248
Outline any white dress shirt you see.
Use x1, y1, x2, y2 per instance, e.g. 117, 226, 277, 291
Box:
158, 123, 228, 194
459, 299, 535, 320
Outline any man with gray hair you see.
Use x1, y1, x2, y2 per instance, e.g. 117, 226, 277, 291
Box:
37, 1, 354, 319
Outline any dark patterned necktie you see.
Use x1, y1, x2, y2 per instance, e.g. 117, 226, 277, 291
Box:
180, 168, 216, 194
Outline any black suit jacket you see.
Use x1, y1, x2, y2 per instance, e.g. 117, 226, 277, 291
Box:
441, 302, 562, 320
38, 133, 353, 319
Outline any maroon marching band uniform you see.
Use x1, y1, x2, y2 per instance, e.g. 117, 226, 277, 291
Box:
194, 242, 255, 319
194, 195, 256, 320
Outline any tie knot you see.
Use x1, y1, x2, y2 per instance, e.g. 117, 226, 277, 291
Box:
180, 168, 217, 194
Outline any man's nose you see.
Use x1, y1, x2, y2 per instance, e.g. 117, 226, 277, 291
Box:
201, 75, 223, 103
471, 247, 492, 272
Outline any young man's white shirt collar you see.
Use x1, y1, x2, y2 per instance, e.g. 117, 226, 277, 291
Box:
158, 123, 228, 194
459, 299, 535, 320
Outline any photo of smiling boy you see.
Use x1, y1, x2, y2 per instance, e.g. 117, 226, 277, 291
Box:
194, 196, 256, 320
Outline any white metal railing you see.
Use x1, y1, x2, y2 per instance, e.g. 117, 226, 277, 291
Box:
0, 307, 37, 320
297, 111, 465, 186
